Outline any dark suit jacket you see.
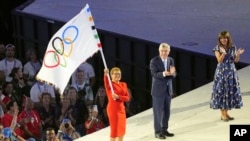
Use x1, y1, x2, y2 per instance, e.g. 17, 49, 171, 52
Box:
150, 56, 176, 97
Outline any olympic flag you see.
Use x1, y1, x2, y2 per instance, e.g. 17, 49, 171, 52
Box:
36, 4, 101, 94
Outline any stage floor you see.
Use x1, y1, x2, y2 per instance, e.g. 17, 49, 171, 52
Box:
75, 65, 250, 141
21, 0, 250, 64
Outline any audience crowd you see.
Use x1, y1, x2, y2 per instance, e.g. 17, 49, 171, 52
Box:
0, 43, 141, 141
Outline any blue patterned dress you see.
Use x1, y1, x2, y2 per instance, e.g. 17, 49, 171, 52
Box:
210, 45, 243, 109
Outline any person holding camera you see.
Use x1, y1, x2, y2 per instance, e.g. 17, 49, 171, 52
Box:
56, 118, 80, 141
84, 105, 105, 134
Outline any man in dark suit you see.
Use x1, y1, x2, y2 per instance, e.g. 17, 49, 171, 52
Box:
150, 43, 176, 139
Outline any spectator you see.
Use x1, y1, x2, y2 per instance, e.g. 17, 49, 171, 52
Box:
71, 61, 96, 88
10, 67, 30, 108
23, 48, 42, 86
0, 44, 23, 82
94, 86, 108, 126
84, 105, 105, 135
18, 97, 43, 141
1, 127, 26, 141
1, 82, 16, 106
45, 127, 59, 141
1, 100, 24, 139
56, 118, 80, 140
55, 95, 73, 129
30, 81, 56, 109
66, 86, 88, 136
37, 92, 57, 140
71, 69, 94, 108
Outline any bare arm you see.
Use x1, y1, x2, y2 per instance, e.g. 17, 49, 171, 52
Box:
10, 108, 19, 130
234, 48, 245, 63
215, 50, 226, 63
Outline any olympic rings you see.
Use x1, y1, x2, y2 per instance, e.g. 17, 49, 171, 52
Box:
52, 37, 64, 55
43, 50, 60, 68
62, 26, 78, 44
43, 25, 79, 68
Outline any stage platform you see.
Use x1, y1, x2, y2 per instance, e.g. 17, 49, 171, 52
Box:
20, 0, 250, 64
75, 65, 250, 141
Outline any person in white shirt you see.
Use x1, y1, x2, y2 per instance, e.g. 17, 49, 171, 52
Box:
30, 81, 56, 108
71, 69, 94, 108
71, 61, 96, 87
0, 44, 23, 82
23, 48, 42, 86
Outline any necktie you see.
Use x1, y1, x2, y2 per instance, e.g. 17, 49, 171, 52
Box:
163, 59, 167, 70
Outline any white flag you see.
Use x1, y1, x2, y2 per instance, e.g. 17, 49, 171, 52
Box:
36, 4, 101, 94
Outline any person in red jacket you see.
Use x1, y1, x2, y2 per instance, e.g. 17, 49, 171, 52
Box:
1, 100, 24, 138
104, 67, 130, 141
18, 97, 43, 140
84, 105, 105, 134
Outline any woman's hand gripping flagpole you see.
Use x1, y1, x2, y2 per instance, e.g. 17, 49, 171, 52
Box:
99, 48, 116, 100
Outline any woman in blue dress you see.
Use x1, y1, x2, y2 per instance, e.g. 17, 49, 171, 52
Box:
210, 31, 244, 121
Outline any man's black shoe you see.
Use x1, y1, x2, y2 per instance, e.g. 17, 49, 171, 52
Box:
155, 133, 166, 139
163, 131, 174, 137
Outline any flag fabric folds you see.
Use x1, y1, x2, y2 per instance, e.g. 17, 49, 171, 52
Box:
36, 4, 101, 94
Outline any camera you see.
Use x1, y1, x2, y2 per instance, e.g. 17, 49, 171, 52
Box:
62, 118, 71, 128
64, 123, 69, 128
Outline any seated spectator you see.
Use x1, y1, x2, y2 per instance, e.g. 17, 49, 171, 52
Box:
23, 48, 42, 86
55, 95, 73, 129
71, 69, 94, 108
71, 61, 96, 88
94, 86, 108, 126
46, 127, 59, 141
0, 44, 23, 82
37, 92, 57, 140
66, 86, 88, 136
10, 67, 31, 94
3, 127, 27, 141
84, 105, 105, 135
18, 97, 43, 141
1, 100, 24, 139
1, 82, 17, 106
56, 118, 80, 140
10, 67, 30, 108
1, 127, 26, 141
30, 81, 56, 109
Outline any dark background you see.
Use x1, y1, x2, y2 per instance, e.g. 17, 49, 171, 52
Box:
0, 0, 28, 43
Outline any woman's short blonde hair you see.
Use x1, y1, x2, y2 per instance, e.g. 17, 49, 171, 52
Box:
110, 67, 121, 75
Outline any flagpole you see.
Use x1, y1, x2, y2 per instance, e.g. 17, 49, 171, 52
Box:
99, 48, 115, 95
